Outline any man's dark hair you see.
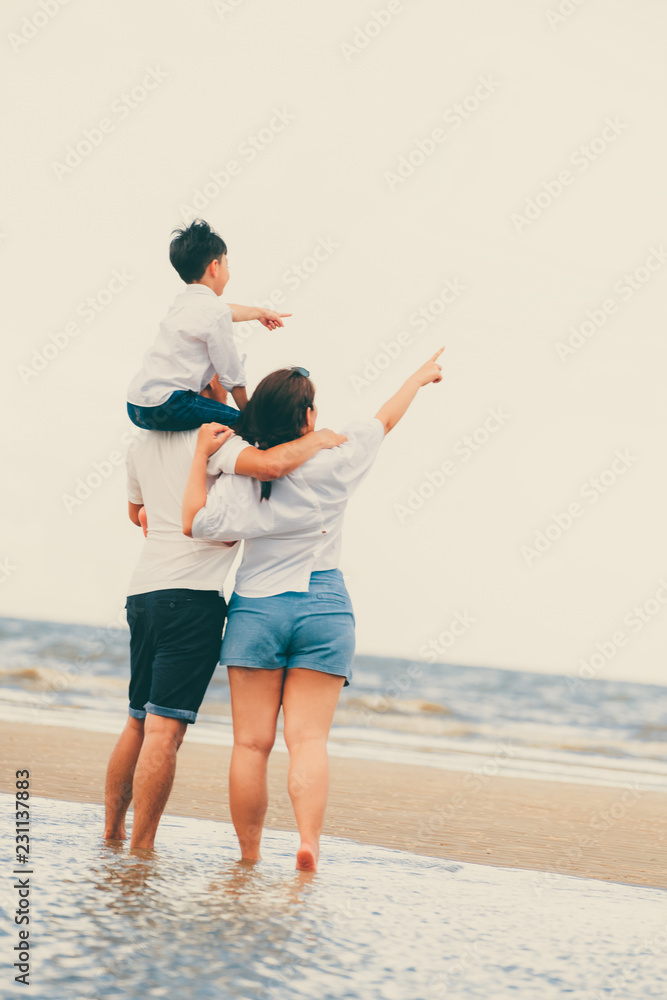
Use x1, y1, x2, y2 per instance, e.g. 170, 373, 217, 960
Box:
235, 369, 315, 500
169, 219, 227, 283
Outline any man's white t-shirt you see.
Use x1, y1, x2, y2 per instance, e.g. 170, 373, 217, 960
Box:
127, 285, 246, 408
126, 430, 239, 597
192, 419, 385, 597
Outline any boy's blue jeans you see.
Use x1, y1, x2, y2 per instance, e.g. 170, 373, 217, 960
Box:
127, 390, 240, 432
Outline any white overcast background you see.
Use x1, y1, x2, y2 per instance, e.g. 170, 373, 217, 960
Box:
2, 0, 666, 686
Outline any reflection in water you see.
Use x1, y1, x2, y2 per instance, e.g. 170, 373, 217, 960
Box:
8, 796, 667, 1000
79, 842, 341, 999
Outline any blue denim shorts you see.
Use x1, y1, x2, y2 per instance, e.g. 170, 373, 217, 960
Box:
220, 569, 355, 686
126, 588, 227, 723
127, 390, 240, 432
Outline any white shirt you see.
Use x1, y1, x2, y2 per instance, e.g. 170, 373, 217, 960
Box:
126, 430, 239, 596
127, 285, 246, 407
192, 419, 385, 597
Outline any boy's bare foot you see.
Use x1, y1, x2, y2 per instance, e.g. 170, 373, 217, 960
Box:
201, 374, 228, 405
296, 841, 319, 872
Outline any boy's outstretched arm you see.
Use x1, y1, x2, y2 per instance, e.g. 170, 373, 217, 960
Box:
227, 305, 292, 329
375, 348, 444, 435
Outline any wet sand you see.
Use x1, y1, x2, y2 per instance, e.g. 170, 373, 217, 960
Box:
1, 721, 664, 888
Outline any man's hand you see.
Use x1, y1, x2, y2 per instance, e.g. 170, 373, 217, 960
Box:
256, 308, 292, 330
196, 422, 234, 457
316, 428, 348, 449
412, 347, 445, 387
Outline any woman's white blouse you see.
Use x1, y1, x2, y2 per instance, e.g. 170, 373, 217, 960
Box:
192, 419, 385, 597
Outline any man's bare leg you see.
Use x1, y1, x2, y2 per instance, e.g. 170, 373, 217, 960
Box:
104, 715, 145, 840
129, 713, 187, 850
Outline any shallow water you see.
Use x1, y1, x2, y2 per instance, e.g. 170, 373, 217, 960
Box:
2, 796, 666, 1000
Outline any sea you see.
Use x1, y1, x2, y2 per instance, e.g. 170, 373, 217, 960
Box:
1, 615, 666, 791
1, 615, 666, 999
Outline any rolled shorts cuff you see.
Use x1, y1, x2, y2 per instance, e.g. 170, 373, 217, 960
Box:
128, 707, 147, 719
145, 702, 198, 724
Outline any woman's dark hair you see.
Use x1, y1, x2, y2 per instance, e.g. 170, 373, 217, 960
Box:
235, 369, 315, 499
169, 219, 227, 283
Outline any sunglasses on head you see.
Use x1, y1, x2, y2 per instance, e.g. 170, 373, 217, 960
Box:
289, 366, 310, 378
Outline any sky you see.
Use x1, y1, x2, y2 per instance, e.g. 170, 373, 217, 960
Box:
2, 0, 666, 686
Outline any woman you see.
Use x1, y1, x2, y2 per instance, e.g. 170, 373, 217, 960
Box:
183, 348, 444, 870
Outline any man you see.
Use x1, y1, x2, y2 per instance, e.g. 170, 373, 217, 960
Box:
103, 381, 345, 850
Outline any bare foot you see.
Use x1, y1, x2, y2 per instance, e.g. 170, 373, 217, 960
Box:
130, 837, 156, 851
237, 825, 263, 862
296, 841, 319, 872
103, 828, 127, 840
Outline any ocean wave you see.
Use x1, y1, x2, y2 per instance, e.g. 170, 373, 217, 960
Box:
0, 664, 127, 693
343, 695, 451, 716
2, 616, 667, 778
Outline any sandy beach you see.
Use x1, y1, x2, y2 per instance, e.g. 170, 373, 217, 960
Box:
1, 720, 664, 888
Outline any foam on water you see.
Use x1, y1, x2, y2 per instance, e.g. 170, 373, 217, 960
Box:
1, 795, 665, 1000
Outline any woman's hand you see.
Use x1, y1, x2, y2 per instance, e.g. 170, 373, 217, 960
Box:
375, 347, 445, 434
196, 422, 234, 457
412, 347, 445, 386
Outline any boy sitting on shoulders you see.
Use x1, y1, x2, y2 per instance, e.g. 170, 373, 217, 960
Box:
127, 218, 289, 432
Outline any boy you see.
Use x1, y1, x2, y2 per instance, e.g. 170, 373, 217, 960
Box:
127, 219, 290, 431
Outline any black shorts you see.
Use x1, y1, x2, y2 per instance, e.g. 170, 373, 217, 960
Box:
126, 589, 227, 724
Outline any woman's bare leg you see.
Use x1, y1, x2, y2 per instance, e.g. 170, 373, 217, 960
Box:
227, 667, 285, 861
281, 669, 345, 872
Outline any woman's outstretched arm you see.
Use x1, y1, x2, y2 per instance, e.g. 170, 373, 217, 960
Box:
375, 348, 444, 434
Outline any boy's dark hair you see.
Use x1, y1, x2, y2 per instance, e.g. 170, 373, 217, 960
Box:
169, 219, 227, 283
235, 369, 315, 500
